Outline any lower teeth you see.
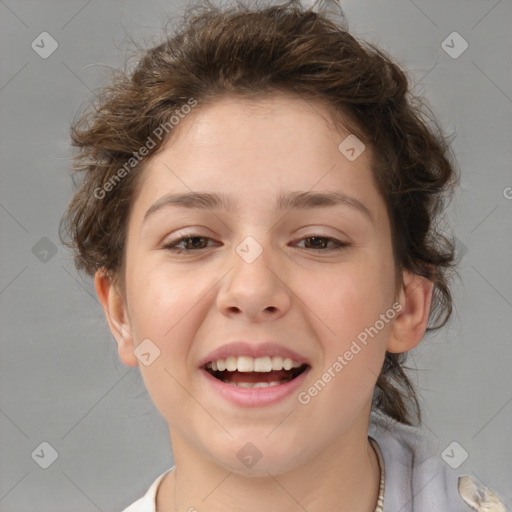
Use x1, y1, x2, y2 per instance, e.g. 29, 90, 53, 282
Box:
226, 381, 282, 388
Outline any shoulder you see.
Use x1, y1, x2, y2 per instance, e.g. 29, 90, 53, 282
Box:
119, 469, 173, 512
368, 410, 507, 512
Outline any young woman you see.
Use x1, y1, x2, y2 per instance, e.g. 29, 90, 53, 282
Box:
60, 1, 506, 510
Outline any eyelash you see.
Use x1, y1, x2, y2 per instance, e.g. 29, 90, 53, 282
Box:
162, 234, 350, 253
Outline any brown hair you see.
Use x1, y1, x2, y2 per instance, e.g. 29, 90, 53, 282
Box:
59, 0, 460, 426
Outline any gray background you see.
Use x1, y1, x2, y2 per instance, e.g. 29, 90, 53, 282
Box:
1, 0, 511, 510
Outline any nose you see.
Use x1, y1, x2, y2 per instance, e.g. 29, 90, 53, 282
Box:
215, 238, 292, 322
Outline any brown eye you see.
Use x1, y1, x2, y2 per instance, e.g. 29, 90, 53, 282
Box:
163, 235, 218, 252
294, 236, 349, 251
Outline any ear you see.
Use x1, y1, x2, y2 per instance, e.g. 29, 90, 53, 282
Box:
387, 270, 434, 354
94, 268, 139, 367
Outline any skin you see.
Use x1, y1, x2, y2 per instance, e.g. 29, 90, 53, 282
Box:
95, 92, 433, 512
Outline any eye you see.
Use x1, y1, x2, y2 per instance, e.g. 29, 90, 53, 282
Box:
162, 233, 350, 254
293, 235, 349, 251
163, 234, 219, 253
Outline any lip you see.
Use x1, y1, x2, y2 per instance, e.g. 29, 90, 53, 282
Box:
200, 365, 311, 407
198, 341, 309, 368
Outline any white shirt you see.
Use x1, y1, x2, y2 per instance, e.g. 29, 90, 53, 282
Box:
120, 410, 506, 512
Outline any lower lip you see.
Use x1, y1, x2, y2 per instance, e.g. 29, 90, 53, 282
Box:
200, 367, 311, 407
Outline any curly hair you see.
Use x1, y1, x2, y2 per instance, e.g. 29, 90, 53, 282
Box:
59, 0, 460, 426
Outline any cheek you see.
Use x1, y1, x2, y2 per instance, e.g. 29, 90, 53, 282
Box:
127, 263, 216, 380
306, 260, 393, 340
127, 260, 199, 338
302, 262, 391, 394
127, 269, 205, 417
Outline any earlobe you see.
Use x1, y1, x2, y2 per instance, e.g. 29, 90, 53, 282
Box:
386, 270, 434, 354
94, 268, 139, 367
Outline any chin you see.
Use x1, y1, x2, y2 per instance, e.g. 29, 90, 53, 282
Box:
208, 440, 310, 478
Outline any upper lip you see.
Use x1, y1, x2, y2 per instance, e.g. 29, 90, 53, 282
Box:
198, 341, 310, 368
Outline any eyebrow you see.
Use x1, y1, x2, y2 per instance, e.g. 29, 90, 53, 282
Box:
143, 190, 374, 224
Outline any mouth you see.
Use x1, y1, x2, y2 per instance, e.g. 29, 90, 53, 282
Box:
202, 356, 310, 388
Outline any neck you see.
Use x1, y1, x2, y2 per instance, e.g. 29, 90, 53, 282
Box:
156, 416, 381, 512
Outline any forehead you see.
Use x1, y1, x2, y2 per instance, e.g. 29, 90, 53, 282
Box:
130, 92, 383, 221
166, 92, 361, 151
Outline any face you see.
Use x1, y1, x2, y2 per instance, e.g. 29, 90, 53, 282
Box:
98, 93, 426, 476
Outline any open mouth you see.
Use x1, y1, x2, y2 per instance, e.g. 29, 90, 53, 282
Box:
203, 357, 310, 388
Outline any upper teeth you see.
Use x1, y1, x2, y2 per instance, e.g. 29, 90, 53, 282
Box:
206, 356, 302, 372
